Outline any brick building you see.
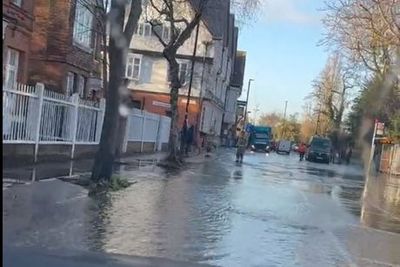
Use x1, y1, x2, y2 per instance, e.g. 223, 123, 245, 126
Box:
28, 0, 103, 98
3, 0, 35, 87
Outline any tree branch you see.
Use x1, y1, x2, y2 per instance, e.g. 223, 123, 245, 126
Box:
123, 0, 143, 42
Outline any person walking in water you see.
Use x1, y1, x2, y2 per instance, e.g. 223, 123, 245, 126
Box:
345, 146, 353, 165
236, 131, 247, 163
298, 143, 307, 161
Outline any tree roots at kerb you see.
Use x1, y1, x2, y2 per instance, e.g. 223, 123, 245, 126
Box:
157, 153, 185, 170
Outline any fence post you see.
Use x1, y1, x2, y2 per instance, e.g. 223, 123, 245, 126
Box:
70, 93, 79, 160
96, 98, 106, 142
154, 115, 161, 152
140, 111, 146, 152
389, 145, 394, 176
122, 112, 131, 153
34, 83, 44, 163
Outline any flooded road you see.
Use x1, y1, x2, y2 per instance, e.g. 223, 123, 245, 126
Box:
3, 149, 400, 266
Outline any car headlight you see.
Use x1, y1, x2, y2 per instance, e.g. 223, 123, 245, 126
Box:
251, 145, 255, 149
266, 146, 270, 150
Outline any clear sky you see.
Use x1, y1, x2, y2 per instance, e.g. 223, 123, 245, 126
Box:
237, 0, 327, 119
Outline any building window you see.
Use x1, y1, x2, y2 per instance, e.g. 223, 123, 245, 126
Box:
4, 48, 20, 89
136, 23, 170, 41
144, 23, 152, 36
179, 62, 188, 85
125, 54, 141, 80
135, 23, 151, 36
66, 72, 75, 96
162, 26, 170, 42
10, 0, 22, 7
73, 1, 93, 48
78, 75, 86, 98
136, 23, 144, 35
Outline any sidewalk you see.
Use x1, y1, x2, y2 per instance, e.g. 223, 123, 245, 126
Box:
4, 246, 215, 267
2, 149, 215, 187
2, 152, 168, 185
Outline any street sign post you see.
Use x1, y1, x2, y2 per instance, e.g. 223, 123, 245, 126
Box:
367, 119, 385, 176
376, 122, 385, 136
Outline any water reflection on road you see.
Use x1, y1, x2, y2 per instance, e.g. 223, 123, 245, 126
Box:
86, 150, 400, 266
3, 149, 400, 266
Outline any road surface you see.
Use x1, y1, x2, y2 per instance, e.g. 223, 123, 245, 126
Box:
3, 148, 400, 266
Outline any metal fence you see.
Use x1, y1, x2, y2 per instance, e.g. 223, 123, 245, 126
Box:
124, 108, 171, 152
3, 82, 171, 161
380, 144, 400, 176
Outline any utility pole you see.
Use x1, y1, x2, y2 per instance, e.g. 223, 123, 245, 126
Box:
185, 21, 201, 122
283, 100, 288, 120
243, 78, 254, 126
181, 22, 200, 155
315, 104, 321, 135
282, 100, 288, 139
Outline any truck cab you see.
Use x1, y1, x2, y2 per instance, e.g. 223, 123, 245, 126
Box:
249, 126, 272, 152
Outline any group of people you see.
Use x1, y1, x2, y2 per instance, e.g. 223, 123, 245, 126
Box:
331, 146, 353, 165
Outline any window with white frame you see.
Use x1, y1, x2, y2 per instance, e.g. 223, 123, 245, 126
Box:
125, 54, 142, 80
162, 26, 170, 42
144, 23, 151, 36
136, 23, 144, 35
4, 48, 20, 89
73, 1, 93, 48
135, 23, 151, 36
136, 23, 170, 41
10, 0, 22, 7
179, 62, 189, 85
66, 72, 75, 96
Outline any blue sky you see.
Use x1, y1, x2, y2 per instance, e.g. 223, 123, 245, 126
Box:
237, 0, 327, 118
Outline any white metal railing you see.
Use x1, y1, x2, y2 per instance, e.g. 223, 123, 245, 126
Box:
3, 82, 106, 160
124, 108, 171, 152
3, 83, 38, 143
3, 82, 171, 160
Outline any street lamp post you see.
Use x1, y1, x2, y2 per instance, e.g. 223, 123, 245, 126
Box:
243, 78, 254, 126
282, 100, 288, 139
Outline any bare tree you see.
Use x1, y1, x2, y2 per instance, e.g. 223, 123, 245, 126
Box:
144, 0, 262, 164
322, 0, 400, 78
91, 0, 142, 182
141, 0, 209, 164
310, 53, 355, 149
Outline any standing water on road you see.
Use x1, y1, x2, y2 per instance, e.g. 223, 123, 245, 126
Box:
4, 149, 400, 266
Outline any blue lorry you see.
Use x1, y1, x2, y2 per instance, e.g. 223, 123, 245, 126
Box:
248, 125, 273, 152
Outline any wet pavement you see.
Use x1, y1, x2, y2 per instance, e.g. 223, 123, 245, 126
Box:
3, 148, 400, 266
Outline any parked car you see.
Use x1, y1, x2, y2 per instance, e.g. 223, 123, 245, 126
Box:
305, 136, 332, 164
277, 140, 291, 155
292, 143, 299, 152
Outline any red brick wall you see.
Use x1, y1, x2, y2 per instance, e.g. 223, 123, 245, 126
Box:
131, 91, 201, 127
3, 0, 35, 84
28, 0, 102, 92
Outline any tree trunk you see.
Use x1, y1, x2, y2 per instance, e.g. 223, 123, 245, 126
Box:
115, 116, 128, 159
91, 0, 126, 182
101, 27, 108, 97
164, 51, 182, 163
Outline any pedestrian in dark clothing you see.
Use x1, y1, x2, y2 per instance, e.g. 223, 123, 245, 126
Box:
346, 147, 352, 165
181, 122, 188, 155
186, 125, 194, 155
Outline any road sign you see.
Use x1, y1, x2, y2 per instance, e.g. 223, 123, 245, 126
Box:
376, 122, 385, 136
245, 124, 253, 133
